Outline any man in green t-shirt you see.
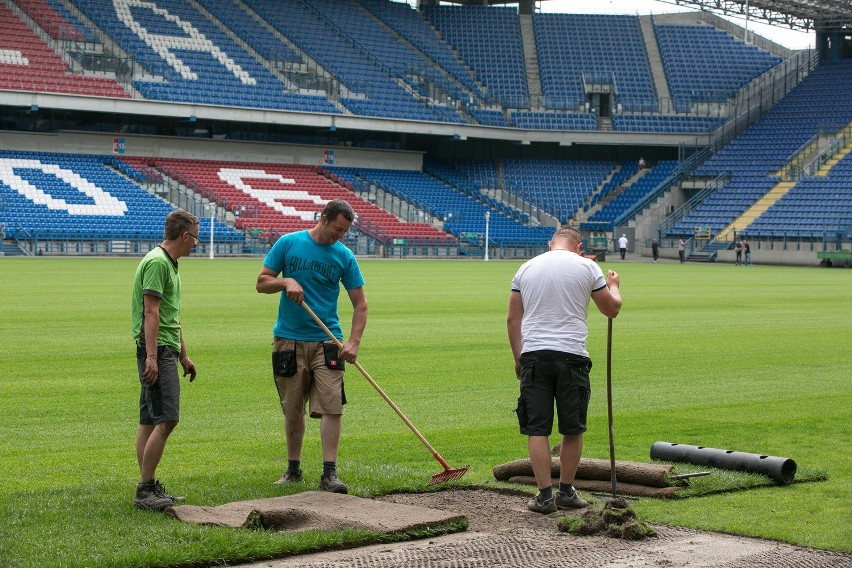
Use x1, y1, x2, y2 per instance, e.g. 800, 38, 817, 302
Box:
131, 210, 199, 511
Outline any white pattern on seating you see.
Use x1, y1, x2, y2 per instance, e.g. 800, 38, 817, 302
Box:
0, 50, 29, 66
112, 0, 256, 85
218, 168, 327, 220
0, 159, 127, 216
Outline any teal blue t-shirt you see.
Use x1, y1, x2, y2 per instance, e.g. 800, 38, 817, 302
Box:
263, 230, 365, 341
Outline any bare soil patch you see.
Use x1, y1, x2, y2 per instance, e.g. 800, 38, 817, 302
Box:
236, 488, 852, 568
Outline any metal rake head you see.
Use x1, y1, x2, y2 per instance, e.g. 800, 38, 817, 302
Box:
428, 466, 469, 486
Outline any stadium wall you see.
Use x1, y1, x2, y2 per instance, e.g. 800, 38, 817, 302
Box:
0, 131, 423, 170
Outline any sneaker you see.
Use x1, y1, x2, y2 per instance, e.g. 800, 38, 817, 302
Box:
527, 494, 557, 514
154, 479, 185, 503
555, 489, 589, 509
134, 480, 173, 511
319, 472, 348, 494
273, 470, 303, 485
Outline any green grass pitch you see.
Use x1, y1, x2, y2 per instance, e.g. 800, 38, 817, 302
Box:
0, 257, 850, 567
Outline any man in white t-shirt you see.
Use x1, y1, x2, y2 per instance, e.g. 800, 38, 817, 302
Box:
618, 234, 628, 260
507, 227, 622, 513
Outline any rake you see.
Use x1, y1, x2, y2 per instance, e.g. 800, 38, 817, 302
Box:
301, 301, 468, 486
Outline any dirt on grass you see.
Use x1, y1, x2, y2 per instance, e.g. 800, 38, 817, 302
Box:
233, 488, 852, 568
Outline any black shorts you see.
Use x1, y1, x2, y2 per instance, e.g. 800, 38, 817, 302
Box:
516, 350, 591, 436
137, 345, 181, 425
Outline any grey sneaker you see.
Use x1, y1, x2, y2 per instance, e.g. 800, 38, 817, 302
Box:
154, 479, 185, 503
527, 494, 557, 514
273, 470, 303, 485
134, 480, 173, 511
319, 472, 348, 494
555, 489, 589, 509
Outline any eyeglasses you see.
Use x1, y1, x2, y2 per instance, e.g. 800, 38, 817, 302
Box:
186, 231, 199, 243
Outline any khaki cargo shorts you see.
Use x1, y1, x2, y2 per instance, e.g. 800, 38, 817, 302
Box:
272, 337, 346, 418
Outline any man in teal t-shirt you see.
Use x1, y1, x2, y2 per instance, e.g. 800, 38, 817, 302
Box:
257, 199, 367, 494
131, 210, 199, 511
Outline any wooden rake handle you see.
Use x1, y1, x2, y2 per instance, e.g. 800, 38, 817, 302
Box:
299, 301, 453, 470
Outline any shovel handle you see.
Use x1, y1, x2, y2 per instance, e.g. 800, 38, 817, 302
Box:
300, 301, 445, 462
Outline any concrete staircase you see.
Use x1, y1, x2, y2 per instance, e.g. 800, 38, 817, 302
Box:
2, 240, 26, 256
519, 14, 542, 109
638, 16, 670, 106
814, 138, 852, 177
716, 180, 796, 242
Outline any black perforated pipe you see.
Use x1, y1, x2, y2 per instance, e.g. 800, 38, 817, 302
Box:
650, 442, 797, 484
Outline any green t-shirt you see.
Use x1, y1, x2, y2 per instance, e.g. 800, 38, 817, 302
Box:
131, 246, 182, 353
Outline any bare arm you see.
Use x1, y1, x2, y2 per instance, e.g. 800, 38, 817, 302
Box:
507, 291, 524, 378
591, 269, 622, 319
256, 265, 303, 303
340, 286, 367, 363
142, 294, 161, 384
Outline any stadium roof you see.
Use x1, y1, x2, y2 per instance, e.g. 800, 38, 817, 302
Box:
443, 1, 852, 32
667, 0, 852, 32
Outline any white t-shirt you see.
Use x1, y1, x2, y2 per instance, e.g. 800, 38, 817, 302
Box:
618, 236, 628, 249
511, 249, 607, 357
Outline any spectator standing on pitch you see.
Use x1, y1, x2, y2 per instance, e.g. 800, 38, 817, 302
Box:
507, 227, 622, 513
678, 239, 686, 263
651, 239, 659, 263
618, 233, 628, 260
131, 210, 199, 511
734, 239, 743, 265
256, 199, 367, 495
743, 239, 752, 265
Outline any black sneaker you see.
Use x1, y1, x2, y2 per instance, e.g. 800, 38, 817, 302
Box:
527, 494, 557, 514
273, 470, 303, 485
154, 479, 185, 503
319, 472, 348, 494
555, 489, 589, 509
134, 480, 173, 511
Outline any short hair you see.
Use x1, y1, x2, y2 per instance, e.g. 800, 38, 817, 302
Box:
322, 199, 355, 223
163, 210, 199, 240
551, 226, 582, 245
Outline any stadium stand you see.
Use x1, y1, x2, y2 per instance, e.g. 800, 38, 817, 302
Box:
358, 0, 485, 101
0, 3, 129, 98
70, 0, 338, 113
240, 0, 452, 121
655, 23, 782, 113
13, 0, 84, 42
424, 4, 529, 109
534, 14, 657, 112
2, 0, 849, 264
328, 166, 552, 245
0, 151, 241, 244
43, 0, 100, 42
119, 157, 454, 245
502, 160, 616, 223
510, 111, 597, 131
670, 60, 852, 241
612, 114, 727, 134
194, 0, 302, 66
583, 161, 678, 230
745, 149, 852, 239
304, 0, 472, 114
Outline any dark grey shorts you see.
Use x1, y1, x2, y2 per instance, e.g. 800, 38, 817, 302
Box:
516, 350, 591, 436
137, 345, 180, 425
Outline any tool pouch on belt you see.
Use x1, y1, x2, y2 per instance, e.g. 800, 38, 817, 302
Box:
272, 350, 296, 377
322, 342, 345, 371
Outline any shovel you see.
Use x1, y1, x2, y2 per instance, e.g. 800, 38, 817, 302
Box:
301, 301, 468, 486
